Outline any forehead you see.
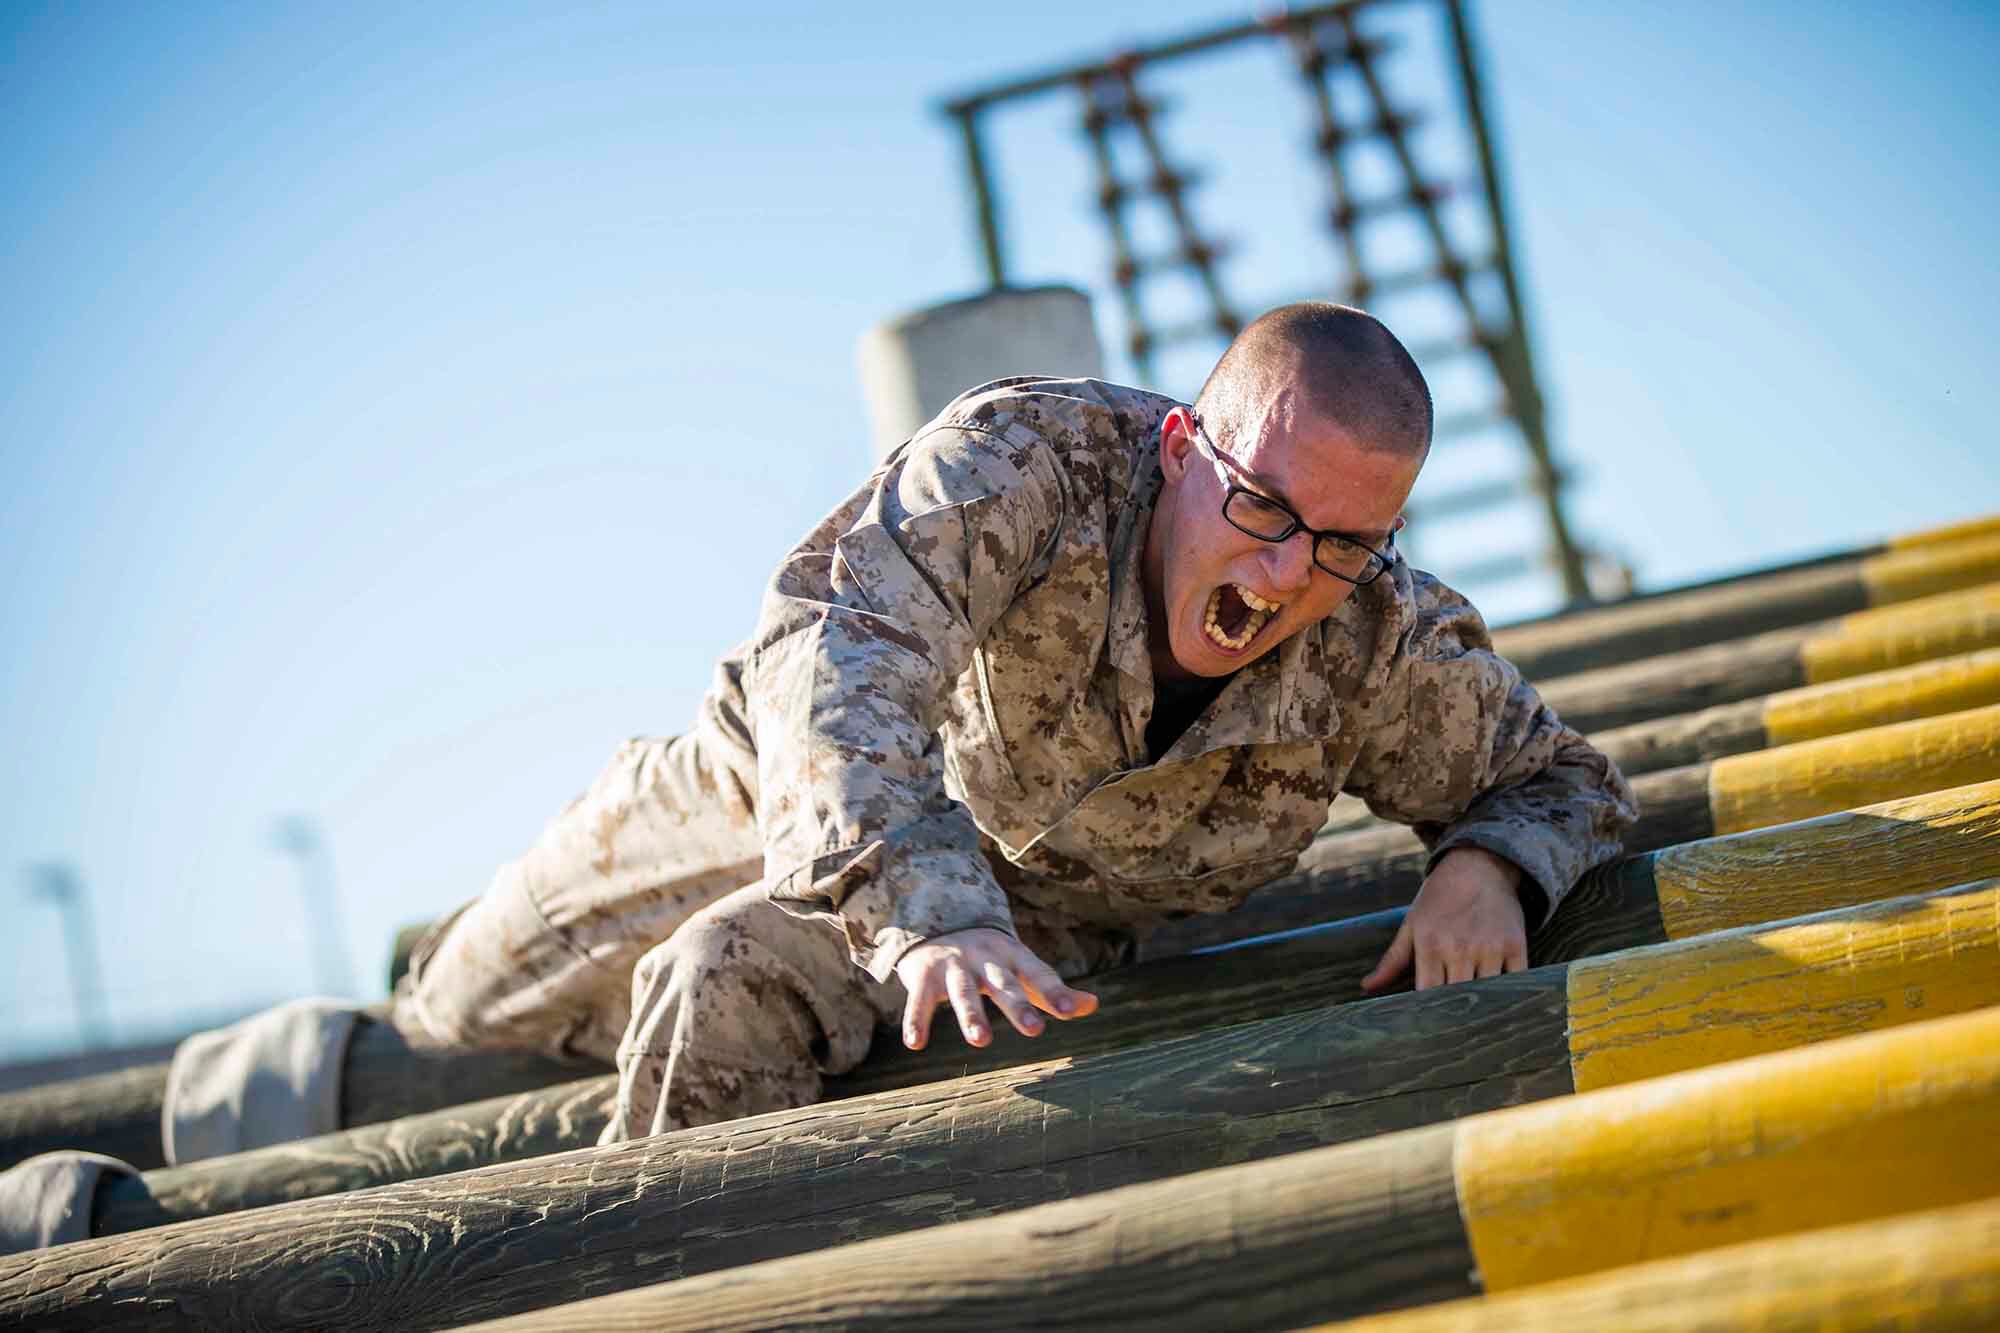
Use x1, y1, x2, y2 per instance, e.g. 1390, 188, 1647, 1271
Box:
1225, 418, 1418, 537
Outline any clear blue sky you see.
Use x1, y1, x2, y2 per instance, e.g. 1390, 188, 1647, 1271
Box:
4, 1, 1995, 1059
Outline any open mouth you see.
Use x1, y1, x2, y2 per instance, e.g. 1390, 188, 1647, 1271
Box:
1202, 583, 1282, 653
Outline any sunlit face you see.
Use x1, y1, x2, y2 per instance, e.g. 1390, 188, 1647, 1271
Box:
1141, 397, 1421, 684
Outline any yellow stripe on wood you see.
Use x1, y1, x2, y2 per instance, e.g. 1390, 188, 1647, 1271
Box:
1565, 881, 2000, 1091
1317, 1196, 2000, 1332
1801, 585, 2000, 684
1454, 1006, 2000, 1293
1653, 776, 2000, 939
1706, 702, 2000, 836
1859, 533, 2000, 604
1888, 512, 2000, 551
1763, 648, 2000, 745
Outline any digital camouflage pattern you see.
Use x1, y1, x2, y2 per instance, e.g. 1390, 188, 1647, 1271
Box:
398, 376, 1635, 1136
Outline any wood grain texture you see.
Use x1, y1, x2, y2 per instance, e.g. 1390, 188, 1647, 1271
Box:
1456, 1006, 2000, 1291
1707, 701, 2000, 835
1859, 531, 2000, 604
1565, 879, 2000, 1090
1655, 776, 2000, 938
1761, 646, 2000, 745
0, 1007, 594, 1184
1488, 552, 1868, 681
1542, 583, 2000, 735
1802, 584, 2000, 684
1320, 1195, 2000, 1333
459, 1123, 1474, 1333
1889, 512, 2000, 549
88, 911, 1409, 1236
0, 1063, 170, 1173
0, 973, 1576, 1330
1586, 696, 1766, 778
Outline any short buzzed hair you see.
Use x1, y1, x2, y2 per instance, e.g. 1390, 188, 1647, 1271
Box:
1193, 302, 1432, 459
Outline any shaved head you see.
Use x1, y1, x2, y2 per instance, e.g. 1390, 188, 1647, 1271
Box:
1193, 302, 1432, 460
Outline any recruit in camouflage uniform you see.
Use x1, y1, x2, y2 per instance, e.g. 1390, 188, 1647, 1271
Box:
398, 376, 1637, 1141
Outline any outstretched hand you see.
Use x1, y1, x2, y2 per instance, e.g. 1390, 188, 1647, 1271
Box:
894, 927, 1099, 1050
1361, 846, 1530, 993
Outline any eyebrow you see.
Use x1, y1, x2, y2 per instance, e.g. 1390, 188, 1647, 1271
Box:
1227, 453, 1396, 549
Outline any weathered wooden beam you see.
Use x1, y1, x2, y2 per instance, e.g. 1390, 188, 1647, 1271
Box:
1493, 529, 2000, 680
84, 877, 2000, 1244
13, 781, 1996, 1326
1315, 1196, 2000, 1332
446, 1008, 2000, 1332
0, 1011, 592, 1175
1588, 645, 2000, 777
1538, 582, 2000, 733
1152, 701, 2000, 952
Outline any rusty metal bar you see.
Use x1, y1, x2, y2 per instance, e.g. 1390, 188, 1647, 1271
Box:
940, 0, 1388, 114
1076, 78, 1157, 380
1442, 0, 1590, 601
951, 107, 1007, 289
1106, 59, 1240, 338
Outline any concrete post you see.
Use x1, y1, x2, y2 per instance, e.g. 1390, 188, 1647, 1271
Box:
857, 286, 1104, 460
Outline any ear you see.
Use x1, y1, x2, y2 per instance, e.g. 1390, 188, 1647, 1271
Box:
1159, 406, 1198, 483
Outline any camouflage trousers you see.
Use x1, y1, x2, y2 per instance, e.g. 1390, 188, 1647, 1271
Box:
395, 662, 1132, 1141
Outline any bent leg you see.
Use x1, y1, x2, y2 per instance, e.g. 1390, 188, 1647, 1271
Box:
603, 882, 899, 1141
399, 658, 764, 1063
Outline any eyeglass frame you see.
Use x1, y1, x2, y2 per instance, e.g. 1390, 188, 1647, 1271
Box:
1185, 411, 1401, 587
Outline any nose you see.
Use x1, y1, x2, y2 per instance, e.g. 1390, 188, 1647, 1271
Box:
1260, 531, 1316, 594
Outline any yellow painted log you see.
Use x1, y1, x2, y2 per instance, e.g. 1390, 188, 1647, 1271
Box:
1762, 646, 2000, 744
1652, 776, 2000, 939
1859, 532, 2000, 603
1801, 584, 2000, 683
1888, 512, 2000, 551
1706, 701, 2000, 836
1318, 1196, 2000, 1332
1565, 880, 2000, 1091
1454, 1006, 2000, 1292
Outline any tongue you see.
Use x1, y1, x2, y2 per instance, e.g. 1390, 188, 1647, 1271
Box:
1216, 584, 1252, 636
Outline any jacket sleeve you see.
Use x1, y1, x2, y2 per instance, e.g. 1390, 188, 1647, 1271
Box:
749, 416, 1067, 981
1341, 571, 1637, 926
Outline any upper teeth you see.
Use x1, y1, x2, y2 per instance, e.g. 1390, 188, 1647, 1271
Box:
1202, 584, 1284, 652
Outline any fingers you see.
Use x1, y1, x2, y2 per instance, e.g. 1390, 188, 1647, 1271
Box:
900, 970, 942, 1051
1360, 916, 1415, 993
979, 960, 1044, 1038
1011, 952, 1098, 1021
945, 963, 990, 1047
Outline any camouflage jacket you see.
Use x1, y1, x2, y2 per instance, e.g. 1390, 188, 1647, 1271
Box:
750, 378, 1636, 981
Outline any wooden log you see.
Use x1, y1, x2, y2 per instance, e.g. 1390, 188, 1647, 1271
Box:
1538, 582, 2000, 733
14, 780, 1997, 1327
84, 878, 2000, 1243
1313, 1196, 2000, 1332
0, 1009, 593, 1176
1152, 701, 2000, 953
1587, 646, 2000, 777
443, 1008, 2000, 1333
1490, 529, 2000, 680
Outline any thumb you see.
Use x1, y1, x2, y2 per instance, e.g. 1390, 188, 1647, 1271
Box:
1361, 917, 1415, 994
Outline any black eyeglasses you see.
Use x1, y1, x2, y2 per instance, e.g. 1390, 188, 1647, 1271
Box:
1189, 413, 1399, 586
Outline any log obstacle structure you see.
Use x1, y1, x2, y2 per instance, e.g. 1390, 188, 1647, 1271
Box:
0, 1011, 590, 1175
8, 697, 1994, 1187
429, 1008, 2000, 1333
1314, 1196, 2000, 1332
1487, 526, 2000, 679
8, 777, 1997, 1327
78, 876, 2000, 1243
1151, 699, 2000, 951
1537, 582, 2000, 733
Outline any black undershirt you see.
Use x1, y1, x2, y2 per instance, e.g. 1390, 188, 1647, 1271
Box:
1144, 673, 1231, 764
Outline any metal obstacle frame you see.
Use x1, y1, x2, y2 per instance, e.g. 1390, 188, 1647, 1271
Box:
938, 0, 1594, 603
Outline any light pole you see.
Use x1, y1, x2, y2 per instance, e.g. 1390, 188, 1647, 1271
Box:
272, 816, 356, 998
26, 862, 111, 1049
